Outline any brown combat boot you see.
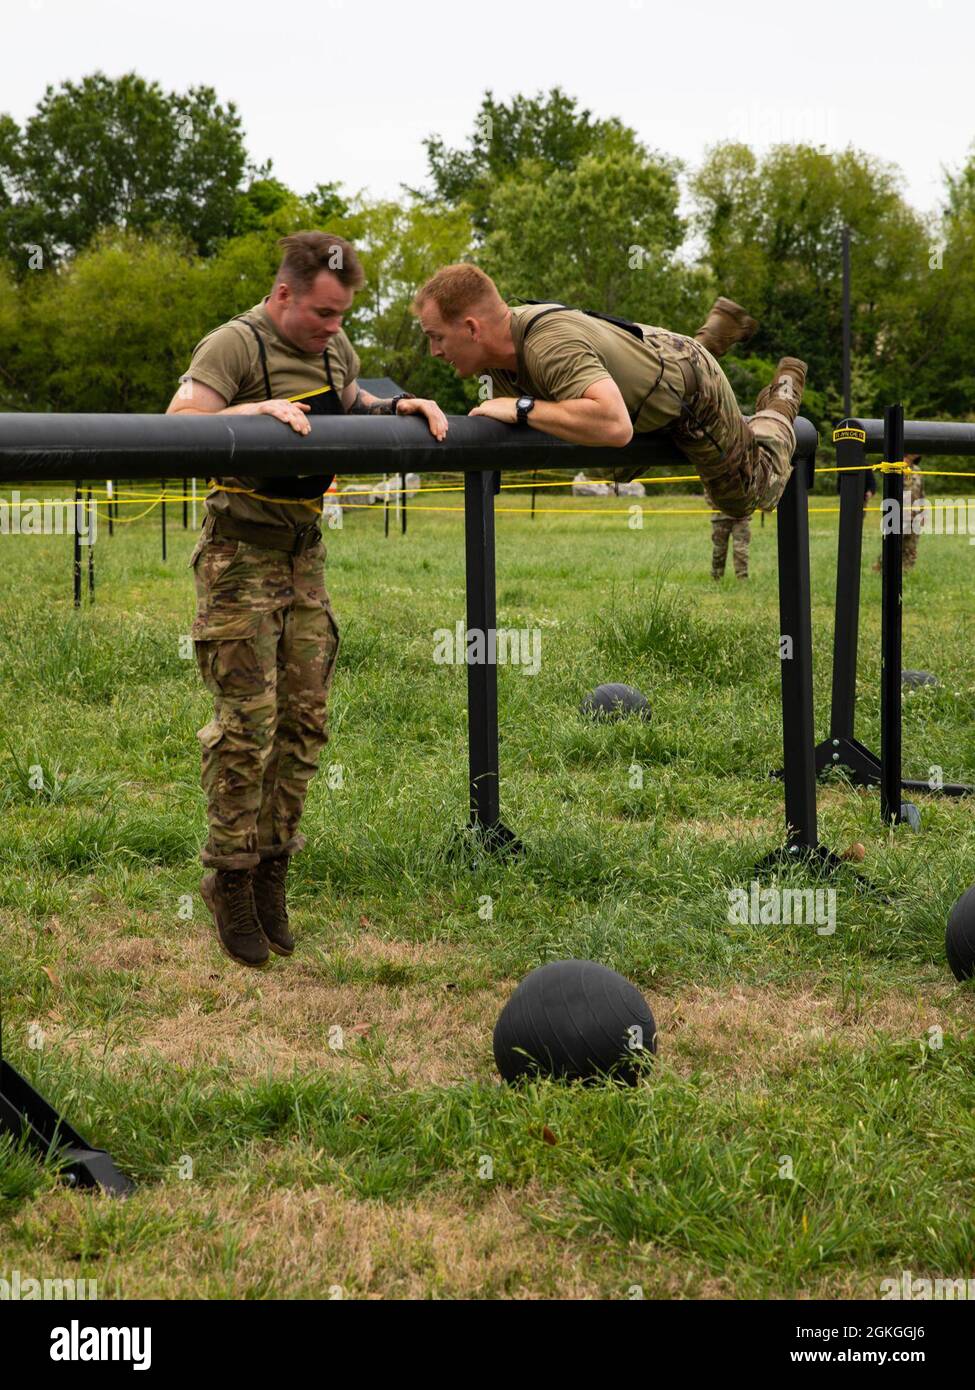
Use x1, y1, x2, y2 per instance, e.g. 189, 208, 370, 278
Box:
694, 296, 758, 358
252, 858, 295, 956
201, 869, 270, 968
756, 357, 807, 424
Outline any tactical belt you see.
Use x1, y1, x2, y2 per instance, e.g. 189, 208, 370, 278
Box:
210, 514, 323, 555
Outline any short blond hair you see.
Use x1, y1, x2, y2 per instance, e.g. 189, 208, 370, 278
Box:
413, 264, 505, 322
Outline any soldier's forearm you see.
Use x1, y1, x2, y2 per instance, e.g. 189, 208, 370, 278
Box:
347, 390, 399, 417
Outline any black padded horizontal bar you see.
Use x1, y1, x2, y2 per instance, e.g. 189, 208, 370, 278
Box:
837, 417, 975, 456
0, 412, 819, 482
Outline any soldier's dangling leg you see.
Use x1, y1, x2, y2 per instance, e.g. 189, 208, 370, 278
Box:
257, 539, 340, 859
732, 516, 751, 578
903, 466, 924, 570
191, 539, 284, 869
711, 515, 732, 578
671, 340, 797, 520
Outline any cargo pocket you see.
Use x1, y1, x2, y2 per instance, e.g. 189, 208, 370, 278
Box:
196, 717, 226, 750
192, 609, 266, 698
322, 599, 340, 694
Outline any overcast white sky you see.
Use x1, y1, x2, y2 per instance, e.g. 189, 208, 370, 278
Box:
5, 0, 972, 216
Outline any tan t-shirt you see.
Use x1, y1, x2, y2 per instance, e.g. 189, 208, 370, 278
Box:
487, 304, 688, 433
185, 297, 361, 529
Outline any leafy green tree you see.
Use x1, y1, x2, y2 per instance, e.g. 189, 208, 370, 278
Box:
341, 196, 473, 408
0, 72, 247, 265
19, 230, 204, 411
422, 87, 645, 239
479, 150, 711, 332
691, 143, 927, 410
0, 258, 25, 409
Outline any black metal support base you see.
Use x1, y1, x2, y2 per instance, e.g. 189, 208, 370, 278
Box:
814, 733, 972, 796
0, 1060, 133, 1196
753, 841, 885, 895
755, 841, 856, 877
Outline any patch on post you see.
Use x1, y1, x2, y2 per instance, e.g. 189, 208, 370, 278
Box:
832, 427, 867, 443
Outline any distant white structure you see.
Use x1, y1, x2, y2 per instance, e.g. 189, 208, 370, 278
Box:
571, 473, 645, 498
572, 473, 611, 497
336, 472, 421, 509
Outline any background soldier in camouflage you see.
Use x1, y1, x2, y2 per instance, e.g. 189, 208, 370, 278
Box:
873, 454, 925, 571
412, 265, 806, 520
168, 232, 446, 966
711, 512, 751, 579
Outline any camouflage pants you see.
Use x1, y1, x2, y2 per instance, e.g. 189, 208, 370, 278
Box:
877, 473, 924, 570
669, 339, 796, 518
189, 524, 340, 869
611, 337, 796, 518
711, 514, 751, 578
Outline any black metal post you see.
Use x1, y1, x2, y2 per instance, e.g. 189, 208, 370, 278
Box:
182, 477, 188, 529
107, 481, 114, 537
463, 470, 519, 852
161, 477, 167, 561
531, 471, 537, 520
831, 440, 866, 741
401, 471, 407, 535
86, 486, 94, 601
880, 405, 915, 826
73, 481, 81, 608
842, 226, 852, 419
813, 435, 884, 784
776, 457, 818, 851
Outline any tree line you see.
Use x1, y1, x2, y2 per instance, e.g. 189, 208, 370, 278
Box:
2, 73, 974, 440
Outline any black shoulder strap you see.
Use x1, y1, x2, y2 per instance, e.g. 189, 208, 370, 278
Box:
233, 314, 336, 402
517, 300, 645, 343
233, 316, 272, 399
322, 343, 337, 392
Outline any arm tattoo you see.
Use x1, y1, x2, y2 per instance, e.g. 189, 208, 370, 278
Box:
348, 390, 397, 416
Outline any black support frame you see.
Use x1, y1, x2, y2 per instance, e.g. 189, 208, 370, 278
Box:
0, 407, 823, 1188
818, 415, 974, 799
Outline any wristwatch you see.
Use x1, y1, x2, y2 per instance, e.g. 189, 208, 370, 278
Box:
516, 395, 535, 426
390, 393, 415, 415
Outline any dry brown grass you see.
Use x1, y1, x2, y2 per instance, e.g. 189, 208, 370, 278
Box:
3, 1182, 636, 1299
10, 901, 967, 1091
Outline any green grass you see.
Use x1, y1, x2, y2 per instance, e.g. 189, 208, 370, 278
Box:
1, 479, 974, 1299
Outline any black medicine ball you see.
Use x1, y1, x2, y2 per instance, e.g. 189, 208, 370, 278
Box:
946, 884, 975, 981
580, 683, 651, 722
493, 959, 657, 1084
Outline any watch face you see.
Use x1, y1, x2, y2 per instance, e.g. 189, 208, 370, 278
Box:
517, 396, 533, 411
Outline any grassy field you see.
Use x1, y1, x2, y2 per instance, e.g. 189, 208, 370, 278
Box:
1, 475, 974, 1300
